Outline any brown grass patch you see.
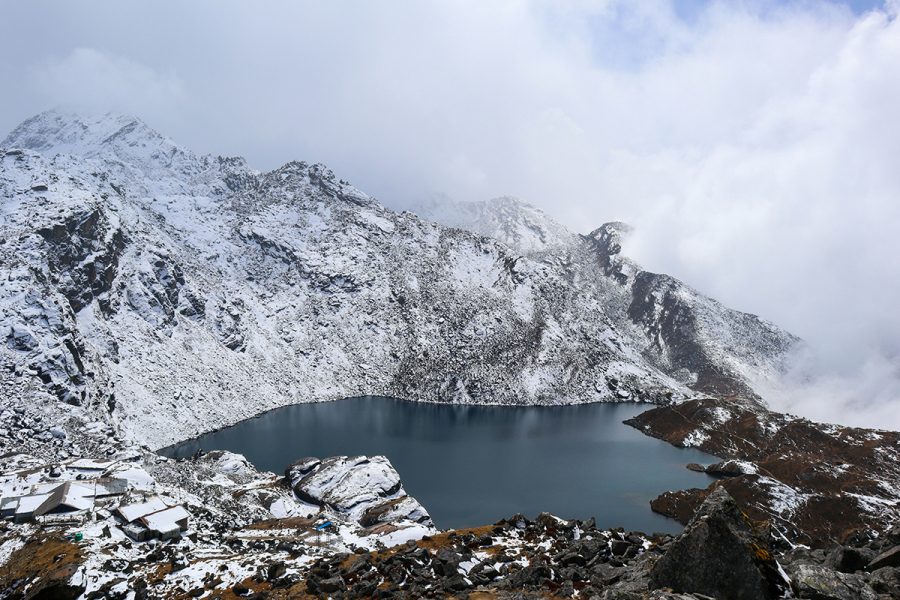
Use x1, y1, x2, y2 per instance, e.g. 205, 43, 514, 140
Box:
0, 533, 83, 598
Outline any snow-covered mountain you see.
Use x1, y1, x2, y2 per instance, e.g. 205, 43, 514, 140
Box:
415, 196, 800, 404
0, 110, 798, 449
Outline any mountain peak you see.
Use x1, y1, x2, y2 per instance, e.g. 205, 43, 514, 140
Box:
587, 221, 633, 256
1, 110, 175, 156
0, 110, 228, 197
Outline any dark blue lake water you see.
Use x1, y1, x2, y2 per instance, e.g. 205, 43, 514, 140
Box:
161, 397, 716, 532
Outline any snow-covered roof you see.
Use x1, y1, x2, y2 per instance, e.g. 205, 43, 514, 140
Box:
93, 478, 129, 496
32, 481, 64, 494
109, 466, 154, 492
1, 496, 21, 511
117, 496, 169, 523
30, 478, 125, 498
14, 493, 51, 515
34, 482, 94, 516
141, 505, 189, 532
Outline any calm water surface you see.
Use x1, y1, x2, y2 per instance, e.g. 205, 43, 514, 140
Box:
161, 397, 716, 532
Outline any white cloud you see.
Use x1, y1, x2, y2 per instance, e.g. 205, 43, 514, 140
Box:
28, 48, 185, 119
617, 6, 900, 428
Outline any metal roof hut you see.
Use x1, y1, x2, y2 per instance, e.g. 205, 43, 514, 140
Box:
140, 505, 189, 540
33, 482, 93, 518
1, 496, 21, 519
91, 477, 129, 498
116, 496, 190, 541
9, 482, 92, 523
116, 496, 169, 523
12, 493, 51, 523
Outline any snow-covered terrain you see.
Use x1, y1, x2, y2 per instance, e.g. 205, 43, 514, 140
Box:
0, 449, 437, 598
0, 110, 798, 450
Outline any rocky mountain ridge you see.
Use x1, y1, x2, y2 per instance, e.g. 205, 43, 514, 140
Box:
1, 110, 798, 450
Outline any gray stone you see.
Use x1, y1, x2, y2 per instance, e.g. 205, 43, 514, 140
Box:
316, 575, 344, 593
826, 545, 873, 573
790, 563, 877, 600
866, 566, 900, 596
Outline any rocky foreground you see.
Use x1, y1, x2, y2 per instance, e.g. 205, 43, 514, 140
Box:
2, 395, 900, 598
4, 467, 900, 600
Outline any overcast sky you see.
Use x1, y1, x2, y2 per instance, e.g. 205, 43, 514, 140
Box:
2, 0, 899, 428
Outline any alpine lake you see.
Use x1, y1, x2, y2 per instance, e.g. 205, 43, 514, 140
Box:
160, 397, 717, 533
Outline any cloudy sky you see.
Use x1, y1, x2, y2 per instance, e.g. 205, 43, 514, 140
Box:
2, 0, 899, 428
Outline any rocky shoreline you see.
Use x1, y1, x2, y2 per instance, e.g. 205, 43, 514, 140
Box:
626, 398, 900, 549
5, 472, 899, 599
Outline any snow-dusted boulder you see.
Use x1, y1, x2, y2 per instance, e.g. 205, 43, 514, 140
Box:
285, 455, 433, 527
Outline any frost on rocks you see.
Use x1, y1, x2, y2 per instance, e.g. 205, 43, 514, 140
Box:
0, 445, 438, 598
629, 397, 900, 548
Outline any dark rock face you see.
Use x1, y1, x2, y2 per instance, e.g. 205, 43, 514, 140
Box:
629, 272, 750, 399
649, 488, 787, 600
582, 220, 797, 400
826, 545, 873, 573
867, 566, 900, 596
37, 208, 124, 315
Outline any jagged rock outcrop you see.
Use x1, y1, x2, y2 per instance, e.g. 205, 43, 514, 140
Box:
789, 563, 877, 600
649, 487, 788, 600
285, 455, 432, 527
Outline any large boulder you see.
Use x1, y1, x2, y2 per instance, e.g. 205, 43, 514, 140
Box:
284, 455, 433, 527
789, 563, 877, 600
649, 487, 788, 600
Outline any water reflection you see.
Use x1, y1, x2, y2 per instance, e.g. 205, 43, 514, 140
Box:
160, 397, 716, 533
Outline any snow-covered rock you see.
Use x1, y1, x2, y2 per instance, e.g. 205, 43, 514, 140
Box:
286, 455, 432, 527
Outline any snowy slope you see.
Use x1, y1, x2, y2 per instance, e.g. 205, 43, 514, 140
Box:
413, 194, 576, 255
0, 111, 798, 449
